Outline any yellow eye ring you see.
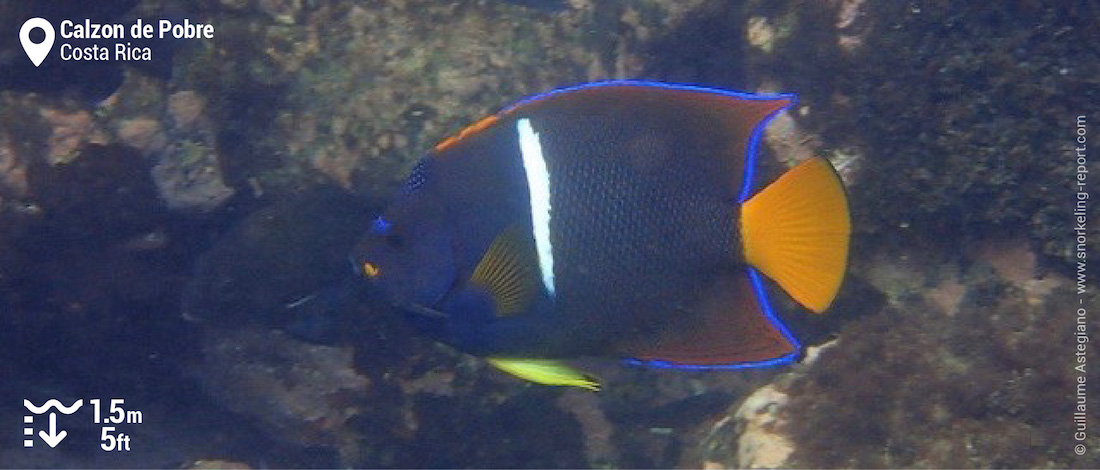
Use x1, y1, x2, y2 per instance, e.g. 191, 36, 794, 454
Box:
363, 262, 380, 278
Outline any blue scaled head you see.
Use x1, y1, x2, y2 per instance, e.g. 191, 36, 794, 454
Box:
352, 163, 458, 313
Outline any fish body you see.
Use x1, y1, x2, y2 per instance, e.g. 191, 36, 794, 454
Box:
356, 81, 850, 388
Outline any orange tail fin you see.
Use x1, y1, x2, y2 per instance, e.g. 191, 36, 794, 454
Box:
740, 157, 851, 313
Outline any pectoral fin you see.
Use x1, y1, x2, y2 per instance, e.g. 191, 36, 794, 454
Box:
470, 225, 541, 316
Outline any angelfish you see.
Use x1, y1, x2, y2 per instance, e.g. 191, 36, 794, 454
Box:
355, 81, 850, 390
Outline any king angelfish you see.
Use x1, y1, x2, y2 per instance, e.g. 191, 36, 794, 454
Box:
355, 81, 851, 391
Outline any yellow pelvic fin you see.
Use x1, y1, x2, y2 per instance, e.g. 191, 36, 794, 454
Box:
487, 358, 601, 391
471, 226, 539, 316
740, 157, 851, 313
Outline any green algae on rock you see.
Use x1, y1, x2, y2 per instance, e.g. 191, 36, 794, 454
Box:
740, 0, 1099, 264
696, 250, 1097, 468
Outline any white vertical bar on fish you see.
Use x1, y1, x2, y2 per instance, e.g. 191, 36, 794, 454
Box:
516, 118, 555, 295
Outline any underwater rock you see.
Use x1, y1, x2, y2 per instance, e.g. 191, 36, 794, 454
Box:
38, 107, 109, 165
0, 1, 140, 101
168, 90, 207, 131
0, 95, 111, 193
726, 384, 792, 468
150, 144, 235, 212
188, 460, 251, 469
556, 390, 619, 465
195, 307, 594, 467
182, 187, 378, 336
689, 6, 1100, 462
695, 344, 838, 469
0, 59, 221, 214
501, 0, 573, 13
166, 0, 717, 197
7, 142, 178, 347
0, 127, 29, 198
0, 1, 228, 213
740, 0, 1098, 263
733, 385, 792, 468
152, 89, 236, 212
27, 143, 165, 243
197, 327, 370, 464
695, 254, 1098, 468
117, 117, 167, 155
4, 0, 737, 214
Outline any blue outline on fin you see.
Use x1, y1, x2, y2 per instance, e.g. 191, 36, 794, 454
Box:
500, 80, 796, 203
623, 268, 802, 370
737, 100, 796, 203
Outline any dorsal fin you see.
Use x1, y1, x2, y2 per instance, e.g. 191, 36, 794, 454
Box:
434, 115, 501, 153
470, 226, 541, 316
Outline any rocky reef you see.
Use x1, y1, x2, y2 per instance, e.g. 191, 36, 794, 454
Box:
1, 0, 1094, 468
698, 258, 1097, 468
692, 2, 1098, 468
739, 0, 1099, 263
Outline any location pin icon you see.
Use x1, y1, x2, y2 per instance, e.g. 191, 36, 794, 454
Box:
20, 18, 55, 67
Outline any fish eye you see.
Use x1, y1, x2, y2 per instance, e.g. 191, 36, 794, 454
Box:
362, 261, 380, 278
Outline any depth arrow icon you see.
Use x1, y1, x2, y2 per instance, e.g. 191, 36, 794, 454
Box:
38, 412, 67, 448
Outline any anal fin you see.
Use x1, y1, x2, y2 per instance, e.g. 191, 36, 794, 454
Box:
625, 271, 799, 368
